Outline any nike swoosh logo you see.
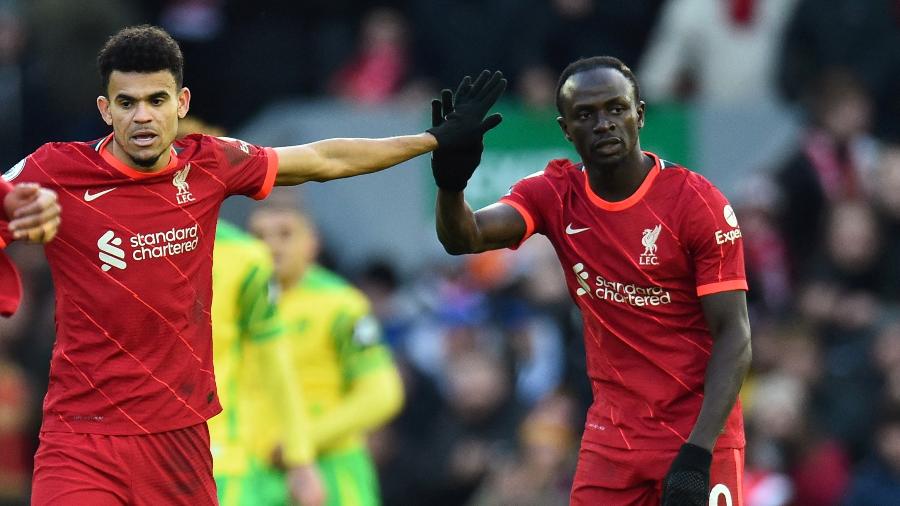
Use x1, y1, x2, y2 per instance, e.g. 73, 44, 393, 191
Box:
566, 223, 590, 235
84, 188, 116, 202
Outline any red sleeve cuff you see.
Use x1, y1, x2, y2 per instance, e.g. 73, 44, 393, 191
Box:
696, 279, 748, 297
252, 147, 279, 200
499, 198, 535, 250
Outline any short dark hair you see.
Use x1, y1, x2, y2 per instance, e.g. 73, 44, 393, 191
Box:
555, 56, 641, 115
97, 25, 184, 95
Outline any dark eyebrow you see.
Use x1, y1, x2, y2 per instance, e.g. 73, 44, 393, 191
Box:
114, 91, 170, 102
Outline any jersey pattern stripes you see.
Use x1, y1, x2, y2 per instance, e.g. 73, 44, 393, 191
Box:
500, 152, 747, 451
2, 133, 277, 435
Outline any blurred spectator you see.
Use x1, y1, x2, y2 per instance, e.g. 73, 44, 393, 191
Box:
469, 391, 578, 506
872, 143, 900, 301
408, 0, 545, 90
330, 7, 410, 104
732, 175, 792, 318
22, 0, 139, 147
843, 404, 900, 505
415, 351, 523, 506
0, 2, 25, 167
779, 0, 900, 138
541, 0, 665, 72
774, 70, 879, 282
638, 0, 799, 103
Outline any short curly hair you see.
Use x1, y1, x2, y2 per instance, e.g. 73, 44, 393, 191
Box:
555, 56, 640, 116
97, 25, 184, 95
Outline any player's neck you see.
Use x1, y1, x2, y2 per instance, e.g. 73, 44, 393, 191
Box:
585, 150, 652, 202
278, 265, 309, 290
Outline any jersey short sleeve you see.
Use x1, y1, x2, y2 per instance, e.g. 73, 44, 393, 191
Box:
498, 170, 553, 247
237, 262, 284, 343
210, 136, 278, 200
682, 175, 748, 296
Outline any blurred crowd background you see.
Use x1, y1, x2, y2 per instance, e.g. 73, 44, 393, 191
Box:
2, 0, 900, 505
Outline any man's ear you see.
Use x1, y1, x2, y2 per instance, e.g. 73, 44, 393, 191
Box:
557, 116, 572, 142
637, 101, 646, 130
177, 87, 191, 119
97, 96, 113, 126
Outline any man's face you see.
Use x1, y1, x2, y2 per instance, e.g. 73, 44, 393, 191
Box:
97, 70, 190, 171
556, 68, 644, 167
249, 209, 318, 281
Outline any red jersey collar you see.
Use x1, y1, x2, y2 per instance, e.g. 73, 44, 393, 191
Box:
583, 152, 661, 211
97, 133, 180, 179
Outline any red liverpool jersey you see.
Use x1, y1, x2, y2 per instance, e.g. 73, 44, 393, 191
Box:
500, 152, 747, 450
1, 133, 277, 435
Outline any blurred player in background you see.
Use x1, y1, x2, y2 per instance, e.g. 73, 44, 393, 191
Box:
177, 118, 323, 506
210, 219, 324, 506
249, 199, 404, 506
431, 56, 751, 506
3, 24, 503, 505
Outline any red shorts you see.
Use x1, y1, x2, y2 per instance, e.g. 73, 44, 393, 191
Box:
571, 439, 744, 506
31, 423, 218, 506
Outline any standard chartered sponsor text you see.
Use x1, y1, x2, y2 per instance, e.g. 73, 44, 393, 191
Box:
130, 224, 199, 261
594, 274, 672, 306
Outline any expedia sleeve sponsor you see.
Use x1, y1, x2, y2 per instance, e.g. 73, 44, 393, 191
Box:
130, 224, 200, 261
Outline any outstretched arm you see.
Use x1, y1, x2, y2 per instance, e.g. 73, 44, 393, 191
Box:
273, 134, 437, 186
274, 70, 506, 187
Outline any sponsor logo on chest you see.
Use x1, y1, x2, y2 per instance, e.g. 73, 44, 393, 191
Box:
97, 225, 200, 271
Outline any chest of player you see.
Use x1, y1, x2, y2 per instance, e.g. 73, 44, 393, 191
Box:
547, 203, 694, 307
53, 162, 224, 275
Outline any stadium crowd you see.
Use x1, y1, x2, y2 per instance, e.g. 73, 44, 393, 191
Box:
1, 0, 900, 504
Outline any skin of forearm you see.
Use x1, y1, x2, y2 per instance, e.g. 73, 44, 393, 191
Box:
275, 134, 437, 186
687, 321, 751, 452
435, 190, 482, 255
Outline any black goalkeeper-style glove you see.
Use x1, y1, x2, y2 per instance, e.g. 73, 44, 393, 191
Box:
428, 71, 506, 191
661, 443, 712, 506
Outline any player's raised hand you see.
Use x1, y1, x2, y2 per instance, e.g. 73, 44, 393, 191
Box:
4, 183, 61, 244
427, 69, 506, 150
661, 443, 712, 506
430, 87, 489, 192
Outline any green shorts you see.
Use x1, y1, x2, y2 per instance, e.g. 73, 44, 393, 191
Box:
215, 455, 286, 506
215, 448, 380, 506
316, 447, 381, 506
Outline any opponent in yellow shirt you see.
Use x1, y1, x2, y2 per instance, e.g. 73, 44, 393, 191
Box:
249, 202, 404, 506
211, 220, 324, 506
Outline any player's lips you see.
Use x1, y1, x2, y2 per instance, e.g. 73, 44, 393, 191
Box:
131, 131, 158, 147
592, 137, 622, 153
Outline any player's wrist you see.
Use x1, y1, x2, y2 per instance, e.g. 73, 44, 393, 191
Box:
672, 443, 712, 472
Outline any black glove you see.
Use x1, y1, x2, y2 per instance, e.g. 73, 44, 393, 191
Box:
661, 443, 712, 506
427, 70, 505, 150
428, 71, 505, 191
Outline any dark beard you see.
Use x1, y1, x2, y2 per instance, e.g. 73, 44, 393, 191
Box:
131, 152, 162, 168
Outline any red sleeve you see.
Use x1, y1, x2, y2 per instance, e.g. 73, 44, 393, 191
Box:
0, 179, 11, 247
682, 175, 748, 296
498, 171, 550, 249
210, 136, 278, 200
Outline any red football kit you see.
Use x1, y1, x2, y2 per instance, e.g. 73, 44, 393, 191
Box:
3, 133, 277, 504
0, 179, 22, 317
500, 152, 747, 505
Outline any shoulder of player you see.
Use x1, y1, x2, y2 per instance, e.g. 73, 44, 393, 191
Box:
3, 141, 94, 181
301, 265, 366, 300
214, 221, 270, 260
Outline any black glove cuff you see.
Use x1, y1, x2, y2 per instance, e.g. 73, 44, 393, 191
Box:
672, 443, 712, 472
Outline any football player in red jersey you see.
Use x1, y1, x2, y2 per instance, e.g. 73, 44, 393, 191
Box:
433, 56, 751, 506
5, 25, 504, 505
